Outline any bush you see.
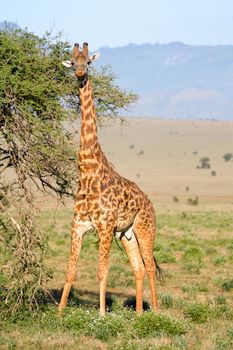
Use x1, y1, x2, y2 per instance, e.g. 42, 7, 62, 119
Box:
160, 293, 174, 309
86, 313, 127, 341
156, 250, 176, 264
184, 303, 212, 323
61, 309, 130, 341
187, 196, 199, 206
221, 279, 233, 292
154, 244, 176, 264
133, 312, 187, 337
181, 246, 204, 273
197, 157, 211, 169
215, 304, 233, 320
215, 295, 227, 305
0, 209, 52, 315
223, 153, 233, 162
212, 255, 226, 266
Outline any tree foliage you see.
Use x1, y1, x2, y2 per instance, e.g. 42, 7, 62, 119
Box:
0, 28, 137, 313
223, 153, 233, 162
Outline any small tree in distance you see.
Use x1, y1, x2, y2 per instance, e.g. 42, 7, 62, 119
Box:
0, 27, 137, 314
223, 153, 233, 162
197, 157, 211, 169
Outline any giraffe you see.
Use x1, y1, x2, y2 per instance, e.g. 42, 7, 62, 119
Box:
59, 42, 159, 315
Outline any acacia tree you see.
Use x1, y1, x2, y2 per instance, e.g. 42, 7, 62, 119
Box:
0, 28, 137, 313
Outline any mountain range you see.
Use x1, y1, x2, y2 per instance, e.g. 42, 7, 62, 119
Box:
1, 20, 232, 120
96, 43, 233, 120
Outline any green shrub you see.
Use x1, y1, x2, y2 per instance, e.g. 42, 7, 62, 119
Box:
215, 338, 232, 350
223, 153, 233, 162
197, 157, 211, 169
228, 327, 233, 339
62, 309, 91, 331
221, 279, 233, 292
215, 305, 233, 320
215, 295, 227, 305
187, 196, 199, 206
215, 327, 233, 350
154, 244, 176, 264
156, 250, 176, 264
181, 246, 205, 273
227, 240, 233, 251
174, 298, 187, 309
133, 312, 187, 337
213, 276, 226, 288
160, 293, 174, 309
184, 303, 212, 323
212, 255, 226, 266
61, 308, 134, 341
228, 252, 233, 262
85, 313, 127, 341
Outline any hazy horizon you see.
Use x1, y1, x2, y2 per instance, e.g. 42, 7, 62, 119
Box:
1, 0, 233, 50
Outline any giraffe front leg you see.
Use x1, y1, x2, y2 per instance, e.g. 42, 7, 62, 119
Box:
97, 231, 113, 316
58, 216, 92, 314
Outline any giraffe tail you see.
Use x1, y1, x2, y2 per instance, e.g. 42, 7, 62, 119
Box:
154, 257, 164, 281
130, 228, 164, 281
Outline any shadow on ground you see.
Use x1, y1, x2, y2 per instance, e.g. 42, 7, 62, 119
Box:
39, 288, 151, 311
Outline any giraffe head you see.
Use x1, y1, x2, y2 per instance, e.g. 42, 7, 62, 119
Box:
62, 42, 100, 79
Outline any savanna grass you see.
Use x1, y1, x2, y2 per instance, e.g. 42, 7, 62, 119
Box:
1, 210, 233, 350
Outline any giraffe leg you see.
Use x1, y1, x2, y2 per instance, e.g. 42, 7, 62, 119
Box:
120, 228, 146, 314
133, 212, 158, 311
97, 230, 113, 316
137, 244, 158, 310
58, 216, 92, 314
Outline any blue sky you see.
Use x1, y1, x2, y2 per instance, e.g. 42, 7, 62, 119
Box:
1, 0, 233, 49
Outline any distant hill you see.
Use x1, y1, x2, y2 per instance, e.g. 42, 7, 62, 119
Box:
1, 22, 232, 120
96, 43, 233, 120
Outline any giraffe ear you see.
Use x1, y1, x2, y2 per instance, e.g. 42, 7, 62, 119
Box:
89, 52, 100, 63
62, 60, 73, 68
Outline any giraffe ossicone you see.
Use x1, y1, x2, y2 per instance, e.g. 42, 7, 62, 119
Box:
59, 42, 159, 315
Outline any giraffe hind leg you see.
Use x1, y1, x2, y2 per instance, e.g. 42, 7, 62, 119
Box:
133, 214, 158, 311
119, 227, 146, 314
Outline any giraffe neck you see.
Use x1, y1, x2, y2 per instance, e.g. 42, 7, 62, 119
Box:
79, 79, 97, 146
